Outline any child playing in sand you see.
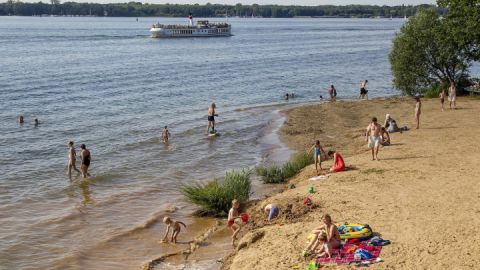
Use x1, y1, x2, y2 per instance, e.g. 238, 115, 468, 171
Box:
415, 96, 421, 129
264, 203, 279, 221
162, 126, 171, 143
161, 216, 186, 244
310, 140, 325, 175
311, 232, 332, 258
228, 199, 241, 246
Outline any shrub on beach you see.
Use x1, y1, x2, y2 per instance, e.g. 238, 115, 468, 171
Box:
180, 169, 251, 216
256, 150, 313, 184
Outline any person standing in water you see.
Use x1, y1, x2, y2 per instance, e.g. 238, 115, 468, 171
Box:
19, 115, 24, 124
366, 117, 381, 161
329, 85, 337, 101
34, 118, 39, 127
162, 126, 171, 143
414, 96, 422, 129
67, 141, 81, 176
80, 144, 91, 178
359, 80, 368, 100
207, 103, 218, 134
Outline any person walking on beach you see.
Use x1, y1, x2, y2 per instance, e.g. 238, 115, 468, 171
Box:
228, 199, 241, 247
206, 103, 218, 134
439, 89, 446, 111
162, 126, 171, 143
359, 80, 368, 100
310, 140, 326, 175
414, 96, 422, 129
366, 117, 381, 160
80, 144, 91, 178
67, 141, 81, 177
329, 85, 337, 101
448, 82, 457, 110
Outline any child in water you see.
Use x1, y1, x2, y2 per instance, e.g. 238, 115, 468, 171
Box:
228, 199, 241, 247
310, 140, 325, 175
161, 216, 186, 244
162, 126, 171, 143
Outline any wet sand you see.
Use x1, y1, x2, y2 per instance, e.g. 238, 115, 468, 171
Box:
221, 97, 480, 269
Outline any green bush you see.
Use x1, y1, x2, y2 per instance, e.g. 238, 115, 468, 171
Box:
180, 169, 251, 216
256, 150, 313, 184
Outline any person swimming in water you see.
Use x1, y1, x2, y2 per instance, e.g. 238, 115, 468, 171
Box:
19, 115, 24, 124
207, 103, 218, 134
80, 144, 91, 178
67, 141, 81, 177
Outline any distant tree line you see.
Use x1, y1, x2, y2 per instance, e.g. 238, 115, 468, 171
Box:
0, 1, 442, 18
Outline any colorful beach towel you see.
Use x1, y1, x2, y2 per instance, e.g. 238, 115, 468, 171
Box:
316, 239, 382, 265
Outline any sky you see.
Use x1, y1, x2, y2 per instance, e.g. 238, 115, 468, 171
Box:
53, 0, 437, 5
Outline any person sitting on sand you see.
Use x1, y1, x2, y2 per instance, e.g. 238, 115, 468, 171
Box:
414, 96, 421, 129
264, 203, 279, 221
311, 232, 332, 258
161, 216, 186, 244
327, 150, 345, 173
228, 199, 241, 246
310, 140, 326, 175
384, 114, 401, 133
380, 127, 391, 146
366, 117, 381, 161
162, 126, 171, 143
305, 214, 341, 255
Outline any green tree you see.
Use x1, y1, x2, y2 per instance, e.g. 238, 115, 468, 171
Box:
389, 8, 471, 96
437, 0, 480, 61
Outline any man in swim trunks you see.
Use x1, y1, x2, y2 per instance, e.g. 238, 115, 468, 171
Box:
359, 80, 368, 100
366, 117, 381, 160
80, 144, 91, 178
206, 103, 218, 134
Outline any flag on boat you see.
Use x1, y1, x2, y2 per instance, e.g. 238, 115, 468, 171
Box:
188, 13, 193, 25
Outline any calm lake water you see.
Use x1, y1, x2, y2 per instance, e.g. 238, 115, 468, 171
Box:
1, 16, 404, 269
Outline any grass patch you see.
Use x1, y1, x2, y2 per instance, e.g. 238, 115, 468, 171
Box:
180, 169, 251, 217
256, 150, 313, 184
361, 168, 385, 174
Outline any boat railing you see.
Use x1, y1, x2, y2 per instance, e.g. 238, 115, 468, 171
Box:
151, 22, 230, 29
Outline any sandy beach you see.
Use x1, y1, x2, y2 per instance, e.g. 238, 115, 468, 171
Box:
221, 97, 480, 269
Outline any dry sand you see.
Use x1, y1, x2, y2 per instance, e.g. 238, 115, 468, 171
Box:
222, 97, 480, 269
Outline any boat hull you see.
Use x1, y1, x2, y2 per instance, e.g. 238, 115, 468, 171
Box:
150, 27, 232, 38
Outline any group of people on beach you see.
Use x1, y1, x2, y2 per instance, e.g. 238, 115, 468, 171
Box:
439, 82, 457, 111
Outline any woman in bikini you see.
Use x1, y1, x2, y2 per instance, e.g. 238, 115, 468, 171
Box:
80, 144, 91, 178
305, 214, 342, 255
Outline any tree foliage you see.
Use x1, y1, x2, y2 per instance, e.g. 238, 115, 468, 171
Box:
437, 0, 480, 62
389, 8, 471, 96
0, 2, 440, 18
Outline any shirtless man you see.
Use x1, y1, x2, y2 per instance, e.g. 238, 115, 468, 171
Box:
305, 214, 341, 255
366, 117, 381, 160
359, 80, 368, 100
80, 144, 91, 178
206, 103, 218, 134
67, 141, 81, 176
414, 96, 421, 129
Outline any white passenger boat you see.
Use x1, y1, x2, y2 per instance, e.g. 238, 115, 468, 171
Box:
150, 20, 232, 38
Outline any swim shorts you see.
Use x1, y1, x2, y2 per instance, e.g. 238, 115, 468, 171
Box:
448, 95, 456, 102
208, 115, 215, 122
227, 219, 234, 227
360, 88, 368, 95
368, 136, 380, 148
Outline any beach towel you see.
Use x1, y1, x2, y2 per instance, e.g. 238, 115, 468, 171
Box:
309, 175, 329, 181
316, 239, 383, 265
